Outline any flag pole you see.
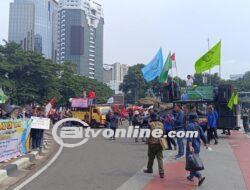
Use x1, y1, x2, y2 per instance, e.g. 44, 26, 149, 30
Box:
219, 40, 222, 79
175, 55, 179, 86
171, 66, 174, 98
207, 37, 212, 85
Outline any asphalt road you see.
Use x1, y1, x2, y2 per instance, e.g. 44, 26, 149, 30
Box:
18, 127, 148, 190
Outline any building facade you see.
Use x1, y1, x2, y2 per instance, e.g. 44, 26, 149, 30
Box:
103, 62, 129, 94
8, 0, 58, 60
230, 74, 244, 81
57, 0, 104, 82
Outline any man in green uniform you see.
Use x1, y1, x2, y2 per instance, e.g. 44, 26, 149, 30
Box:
143, 113, 165, 178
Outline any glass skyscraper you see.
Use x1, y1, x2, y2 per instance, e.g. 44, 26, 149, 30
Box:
57, 0, 104, 82
9, 0, 58, 60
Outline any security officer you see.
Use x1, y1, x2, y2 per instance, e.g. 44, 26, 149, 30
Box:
143, 113, 165, 178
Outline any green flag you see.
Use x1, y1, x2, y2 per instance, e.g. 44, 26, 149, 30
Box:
195, 41, 221, 73
227, 91, 238, 110
0, 88, 8, 104
159, 52, 172, 83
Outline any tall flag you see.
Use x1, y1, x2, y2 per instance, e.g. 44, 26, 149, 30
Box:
141, 48, 164, 82
227, 91, 239, 110
195, 41, 221, 74
170, 53, 176, 68
159, 52, 172, 83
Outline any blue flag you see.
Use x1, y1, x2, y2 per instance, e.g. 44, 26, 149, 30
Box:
141, 48, 164, 82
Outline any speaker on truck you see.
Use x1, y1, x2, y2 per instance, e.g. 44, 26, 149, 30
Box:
161, 82, 180, 103
218, 84, 234, 103
216, 104, 238, 130
218, 115, 237, 130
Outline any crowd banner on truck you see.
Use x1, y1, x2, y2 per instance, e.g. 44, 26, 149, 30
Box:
71, 98, 89, 108
0, 119, 32, 162
31, 117, 51, 130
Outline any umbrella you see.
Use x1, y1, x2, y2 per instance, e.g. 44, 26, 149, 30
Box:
126, 105, 143, 111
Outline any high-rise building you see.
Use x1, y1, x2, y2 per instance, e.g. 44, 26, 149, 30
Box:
57, 0, 104, 82
103, 62, 129, 94
8, 0, 58, 60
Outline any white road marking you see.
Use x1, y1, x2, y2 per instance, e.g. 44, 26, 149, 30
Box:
13, 146, 63, 190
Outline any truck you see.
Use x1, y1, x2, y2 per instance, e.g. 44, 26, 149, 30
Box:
70, 98, 111, 128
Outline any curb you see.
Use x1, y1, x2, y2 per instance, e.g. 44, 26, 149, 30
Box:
0, 151, 39, 182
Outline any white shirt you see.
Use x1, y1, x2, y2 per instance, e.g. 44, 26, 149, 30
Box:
186, 78, 194, 87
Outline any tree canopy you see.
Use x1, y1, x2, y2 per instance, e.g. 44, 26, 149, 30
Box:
0, 42, 112, 106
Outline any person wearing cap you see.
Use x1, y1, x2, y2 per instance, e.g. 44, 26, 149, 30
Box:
186, 113, 207, 186
143, 113, 165, 178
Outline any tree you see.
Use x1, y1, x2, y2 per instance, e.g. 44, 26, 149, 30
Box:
0, 42, 112, 106
120, 64, 148, 104
193, 73, 222, 87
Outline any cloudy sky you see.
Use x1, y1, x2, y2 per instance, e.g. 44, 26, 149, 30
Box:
1, 0, 249, 79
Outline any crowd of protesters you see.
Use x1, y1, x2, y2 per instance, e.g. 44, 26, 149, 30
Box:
109, 103, 232, 186
0, 104, 74, 152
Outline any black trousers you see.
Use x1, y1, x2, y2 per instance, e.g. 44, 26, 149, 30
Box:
243, 123, 250, 133
208, 127, 218, 143
166, 136, 176, 150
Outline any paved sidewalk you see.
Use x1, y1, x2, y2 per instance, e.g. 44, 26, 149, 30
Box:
117, 131, 250, 190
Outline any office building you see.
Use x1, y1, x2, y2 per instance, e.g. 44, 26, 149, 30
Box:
8, 0, 58, 60
103, 62, 129, 94
57, 0, 104, 82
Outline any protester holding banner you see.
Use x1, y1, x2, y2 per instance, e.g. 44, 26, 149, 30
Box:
31, 107, 46, 150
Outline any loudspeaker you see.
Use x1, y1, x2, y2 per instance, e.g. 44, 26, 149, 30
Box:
218, 84, 234, 103
218, 104, 236, 116
162, 86, 171, 102
218, 115, 237, 130
162, 83, 180, 103
217, 104, 238, 129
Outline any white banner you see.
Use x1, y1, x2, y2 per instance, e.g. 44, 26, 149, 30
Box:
31, 117, 51, 130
